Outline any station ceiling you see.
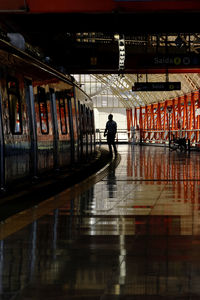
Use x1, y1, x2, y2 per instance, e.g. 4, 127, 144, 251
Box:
2, 0, 200, 14
75, 73, 200, 108
1, 5, 200, 108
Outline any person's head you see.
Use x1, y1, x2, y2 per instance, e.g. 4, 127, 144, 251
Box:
108, 114, 113, 121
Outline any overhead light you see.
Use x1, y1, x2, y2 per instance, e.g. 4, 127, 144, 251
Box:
7, 33, 25, 50
114, 33, 120, 40
118, 35, 125, 71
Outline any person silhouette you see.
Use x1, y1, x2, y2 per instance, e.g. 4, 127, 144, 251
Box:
104, 114, 117, 157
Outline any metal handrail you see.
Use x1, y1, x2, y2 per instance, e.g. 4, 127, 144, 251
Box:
134, 128, 200, 146
95, 129, 127, 143
95, 127, 200, 146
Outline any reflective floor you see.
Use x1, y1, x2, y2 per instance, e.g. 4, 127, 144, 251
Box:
1, 145, 200, 299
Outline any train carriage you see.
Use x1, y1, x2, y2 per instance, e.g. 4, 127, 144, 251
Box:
0, 39, 95, 190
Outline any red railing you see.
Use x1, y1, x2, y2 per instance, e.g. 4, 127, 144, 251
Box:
130, 90, 200, 146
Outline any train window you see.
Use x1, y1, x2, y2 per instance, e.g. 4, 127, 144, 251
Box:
90, 110, 95, 134
58, 97, 67, 134
86, 108, 91, 133
77, 101, 81, 131
37, 87, 49, 134
81, 104, 86, 134
7, 78, 22, 135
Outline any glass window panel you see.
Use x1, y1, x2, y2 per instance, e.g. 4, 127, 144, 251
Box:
81, 104, 86, 134
85, 86, 90, 94
97, 97, 102, 107
85, 75, 91, 81
37, 87, 49, 134
113, 98, 119, 107
90, 76, 96, 82
8, 94, 22, 134
7, 78, 22, 135
91, 86, 97, 94
58, 98, 68, 134
107, 98, 113, 107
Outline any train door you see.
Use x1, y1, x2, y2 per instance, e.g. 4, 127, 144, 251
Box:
0, 86, 5, 189
67, 96, 75, 163
89, 109, 93, 154
3, 75, 31, 185
76, 100, 83, 161
78, 101, 83, 159
24, 79, 38, 178
72, 89, 80, 161
86, 107, 91, 157
91, 109, 96, 153
81, 104, 87, 159
34, 86, 54, 173
56, 91, 71, 167
84, 105, 89, 159
49, 88, 59, 170
71, 94, 79, 162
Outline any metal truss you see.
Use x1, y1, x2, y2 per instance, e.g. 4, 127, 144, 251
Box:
133, 89, 200, 146
75, 33, 200, 53
74, 72, 200, 145
88, 73, 200, 110
73, 33, 200, 109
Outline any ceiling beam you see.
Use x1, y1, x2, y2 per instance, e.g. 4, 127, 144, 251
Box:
2, 0, 199, 13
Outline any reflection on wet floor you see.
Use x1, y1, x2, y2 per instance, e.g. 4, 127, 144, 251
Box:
1, 145, 200, 299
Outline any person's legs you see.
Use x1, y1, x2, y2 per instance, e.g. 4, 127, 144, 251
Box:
107, 136, 113, 156
109, 134, 117, 155
108, 134, 117, 156
113, 142, 117, 155
108, 142, 112, 155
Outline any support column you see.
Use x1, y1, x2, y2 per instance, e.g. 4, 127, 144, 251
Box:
178, 97, 181, 120
157, 103, 161, 140
197, 90, 200, 144
126, 108, 133, 141
144, 106, 148, 130
150, 104, 153, 130
191, 92, 196, 143
172, 99, 175, 136
183, 94, 188, 139
134, 107, 137, 128
150, 104, 155, 141
139, 107, 143, 143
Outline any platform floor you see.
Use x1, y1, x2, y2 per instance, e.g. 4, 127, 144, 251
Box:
1, 144, 200, 300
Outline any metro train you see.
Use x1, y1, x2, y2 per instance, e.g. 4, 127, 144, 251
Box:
0, 39, 95, 190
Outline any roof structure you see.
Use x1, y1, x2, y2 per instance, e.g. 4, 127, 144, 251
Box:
1, 13, 200, 109
74, 73, 200, 108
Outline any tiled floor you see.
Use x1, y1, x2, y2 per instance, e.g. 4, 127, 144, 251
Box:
1, 145, 200, 299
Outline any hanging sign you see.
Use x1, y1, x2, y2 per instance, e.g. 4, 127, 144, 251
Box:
132, 82, 181, 91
